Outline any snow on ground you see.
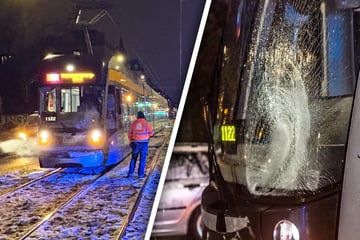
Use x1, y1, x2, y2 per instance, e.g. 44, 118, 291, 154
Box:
27, 166, 139, 239
0, 130, 170, 240
125, 169, 161, 239
0, 138, 39, 157
0, 168, 100, 239
123, 149, 166, 239
0, 168, 48, 195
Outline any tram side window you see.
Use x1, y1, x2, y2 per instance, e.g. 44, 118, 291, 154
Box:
116, 88, 122, 115
121, 91, 130, 127
107, 87, 116, 129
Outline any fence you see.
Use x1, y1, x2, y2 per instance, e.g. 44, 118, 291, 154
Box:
0, 115, 27, 129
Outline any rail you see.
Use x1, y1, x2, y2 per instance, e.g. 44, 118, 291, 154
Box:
115, 131, 169, 239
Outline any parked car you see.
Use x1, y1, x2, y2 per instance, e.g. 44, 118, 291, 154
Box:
151, 143, 209, 240
15, 113, 40, 140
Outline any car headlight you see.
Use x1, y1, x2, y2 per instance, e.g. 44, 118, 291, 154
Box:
39, 129, 50, 145
18, 131, 28, 141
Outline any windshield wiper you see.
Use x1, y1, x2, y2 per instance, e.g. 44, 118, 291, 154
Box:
201, 98, 243, 231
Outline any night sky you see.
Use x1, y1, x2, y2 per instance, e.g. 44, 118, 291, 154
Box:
107, 0, 206, 106
0, 0, 206, 111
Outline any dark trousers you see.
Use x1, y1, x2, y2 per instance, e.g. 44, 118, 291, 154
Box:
128, 141, 149, 177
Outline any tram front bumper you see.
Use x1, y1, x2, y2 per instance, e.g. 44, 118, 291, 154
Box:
201, 183, 340, 240
39, 149, 105, 168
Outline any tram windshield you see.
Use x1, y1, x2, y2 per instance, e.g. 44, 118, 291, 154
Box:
214, 0, 355, 197
40, 86, 102, 130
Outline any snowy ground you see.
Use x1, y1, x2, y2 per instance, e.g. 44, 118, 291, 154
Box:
0, 129, 170, 240
123, 149, 166, 239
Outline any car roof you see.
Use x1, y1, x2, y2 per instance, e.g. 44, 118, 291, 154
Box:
172, 143, 208, 153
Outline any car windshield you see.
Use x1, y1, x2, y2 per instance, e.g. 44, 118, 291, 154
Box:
214, 0, 355, 196
25, 114, 40, 127
166, 146, 209, 181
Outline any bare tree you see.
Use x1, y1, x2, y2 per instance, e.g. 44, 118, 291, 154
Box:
0, 0, 75, 114
0, 0, 75, 55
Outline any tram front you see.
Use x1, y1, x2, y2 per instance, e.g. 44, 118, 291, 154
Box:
201, 0, 360, 239
37, 53, 119, 168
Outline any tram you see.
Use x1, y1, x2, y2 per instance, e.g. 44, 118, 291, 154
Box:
200, 0, 360, 239
37, 53, 168, 168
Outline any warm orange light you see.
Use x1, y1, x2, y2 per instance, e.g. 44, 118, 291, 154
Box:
60, 73, 95, 83
45, 72, 95, 84
126, 95, 132, 103
39, 130, 50, 145
88, 129, 104, 147
91, 129, 102, 143
18, 132, 28, 141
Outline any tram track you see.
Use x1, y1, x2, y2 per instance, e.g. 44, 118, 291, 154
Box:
0, 168, 63, 200
1, 130, 169, 240
30, 133, 167, 239
0, 126, 165, 201
116, 132, 168, 239
19, 158, 127, 240
0, 152, 130, 239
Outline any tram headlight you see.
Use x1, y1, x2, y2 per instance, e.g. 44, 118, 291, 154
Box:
88, 129, 104, 146
273, 220, 300, 240
39, 129, 50, 145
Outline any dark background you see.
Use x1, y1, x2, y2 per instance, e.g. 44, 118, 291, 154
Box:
176, 0, 228, 142
0, 0, 205, 114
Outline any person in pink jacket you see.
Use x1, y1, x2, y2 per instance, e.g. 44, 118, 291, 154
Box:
127, 111, 154, 178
